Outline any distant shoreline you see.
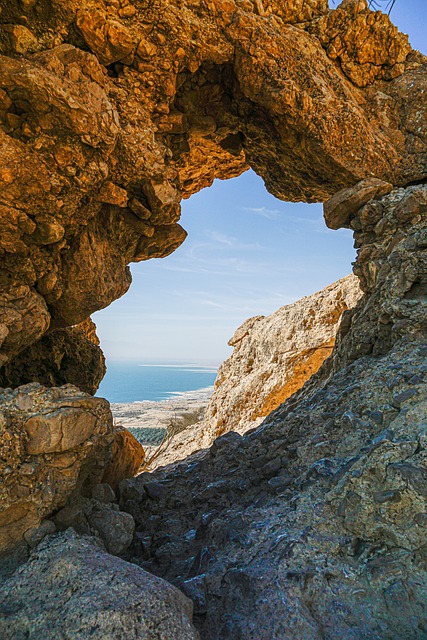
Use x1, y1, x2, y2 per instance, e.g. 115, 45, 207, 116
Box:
110, 385, 214, 431
97, 361, 218, 404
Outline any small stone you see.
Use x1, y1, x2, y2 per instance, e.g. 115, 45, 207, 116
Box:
128, 197, 152, 220
89, 508, 135, 554
91, 483, 116, 503
414, 513, 427, 526
373, 490, 401, 504
392, 388, 418, 407
267, 475, 293, 490
371, 429, 394, 445
394, 190, 427, 223
181, 575, 207, 614
96, 181, 128, 207
53, 504, 90, 535
32, 216, 65, 245
144, 481, 167, 501
76, 9, 135, 65
259, 456, 282, 479
368, 410, 383, 426
4, 24, 39, 54
23, 520, 56, 548
136, 37, 157, 58
118, 4, 136, 17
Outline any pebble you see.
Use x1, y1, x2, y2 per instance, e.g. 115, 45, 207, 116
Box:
373, 490, 401, 504
144, 482, 168, 501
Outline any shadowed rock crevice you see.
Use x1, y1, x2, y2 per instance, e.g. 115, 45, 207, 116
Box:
0, 319, 105, 395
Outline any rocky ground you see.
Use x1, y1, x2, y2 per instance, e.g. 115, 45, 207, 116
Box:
119, 337, 427, 639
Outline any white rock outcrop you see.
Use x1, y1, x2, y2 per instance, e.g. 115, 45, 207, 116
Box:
204, 274, 361, 438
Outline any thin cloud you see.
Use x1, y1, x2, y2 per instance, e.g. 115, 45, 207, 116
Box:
206, 230, 264, 252
242, 206, 281, 220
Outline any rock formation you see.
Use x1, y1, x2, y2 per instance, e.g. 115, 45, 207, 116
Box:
0, 0, 426, 386
102, 425, 146, 489
144, 275, 362, 471
205, 274, 361, 437
0, 318, 106, 395
119, 183, 427, 638
0, 0, 427, 637
0, 383, 113, 561
0, 530, 199, 639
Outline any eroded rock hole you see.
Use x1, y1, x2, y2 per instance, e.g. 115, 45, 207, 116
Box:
93, 170, 357, 469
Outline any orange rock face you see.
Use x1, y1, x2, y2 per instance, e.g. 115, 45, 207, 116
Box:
0, 0, 426, 383
102, 426, 145, 490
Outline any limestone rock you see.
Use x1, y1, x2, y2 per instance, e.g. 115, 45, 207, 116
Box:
0, 0, 426, 381
205, 274, 361, 437
0, 530, 199, 640
324, 178, 393, 230
0, 384, 113, 556
0, 318, 106, 395
102, 426, 145, 490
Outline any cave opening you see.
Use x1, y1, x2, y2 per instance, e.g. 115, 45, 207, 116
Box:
93, 169, 356, 463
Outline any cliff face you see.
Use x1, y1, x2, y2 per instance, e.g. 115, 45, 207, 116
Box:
0, 0, 426, 386
206, 274, 361, 437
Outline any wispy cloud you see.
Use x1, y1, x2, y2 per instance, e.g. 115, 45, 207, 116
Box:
206, 230, 263, 251
208, 231, 233, 246
242, 206, 281, 220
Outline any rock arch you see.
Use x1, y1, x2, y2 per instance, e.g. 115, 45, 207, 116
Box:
0, 0, 426, 385
1, 2, 427, 635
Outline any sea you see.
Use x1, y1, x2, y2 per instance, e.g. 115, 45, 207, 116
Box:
96, 361, 218, 403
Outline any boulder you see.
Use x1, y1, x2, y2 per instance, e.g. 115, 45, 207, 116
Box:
102, 426, 145, 490
0, 530, 199, 640
324, 178, 393, 230
0, 384, 113, 557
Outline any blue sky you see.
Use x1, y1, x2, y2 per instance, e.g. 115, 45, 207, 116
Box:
94, 1, 426, 364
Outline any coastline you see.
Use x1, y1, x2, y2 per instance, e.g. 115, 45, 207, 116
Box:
110, 385, 214, 430
110, 386, 213, 455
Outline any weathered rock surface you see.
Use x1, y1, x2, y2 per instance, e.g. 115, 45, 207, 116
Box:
118, 183, 427, 638
205, 274, 361, 438
0, 383, 113, 557
0, 530, 199, 639
0, 318, 106, 395
102, 426, 146, 490
123, 339, 427, 639
0, 0, 427, 382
